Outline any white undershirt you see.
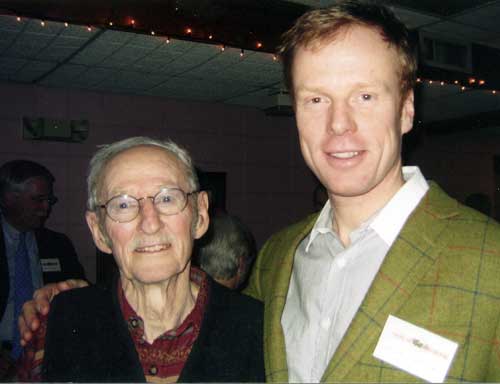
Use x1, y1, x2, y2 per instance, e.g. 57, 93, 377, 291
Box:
281, 166, 429, 382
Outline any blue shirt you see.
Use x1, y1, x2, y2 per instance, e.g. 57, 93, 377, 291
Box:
0, 215, 43, 344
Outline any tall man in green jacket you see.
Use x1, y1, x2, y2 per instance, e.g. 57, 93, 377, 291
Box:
244, 1, 500, 382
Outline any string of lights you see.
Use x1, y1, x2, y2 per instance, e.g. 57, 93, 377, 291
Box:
12, 15, 279, 63
416, 77, 498, 95
11, 14, 500, 94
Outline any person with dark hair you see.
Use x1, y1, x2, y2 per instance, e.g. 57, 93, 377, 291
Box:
0, 160, 85, 372
17, 137, 264, 382
243, 1, 500, 382
195, 214, 256, 290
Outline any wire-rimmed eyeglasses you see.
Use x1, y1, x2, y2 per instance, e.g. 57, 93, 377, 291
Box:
99, 187, 198, 223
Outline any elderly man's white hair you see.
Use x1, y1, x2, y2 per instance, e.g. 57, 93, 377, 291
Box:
86, 136, 199, 212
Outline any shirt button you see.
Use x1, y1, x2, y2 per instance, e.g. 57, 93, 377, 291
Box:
320, 317, 331, 330
130, 318, 139, 328
336, 257, 346, 269
149, 365, 158, 375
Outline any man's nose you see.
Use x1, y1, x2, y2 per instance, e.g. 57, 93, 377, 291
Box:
138, 198, 162, 234
328, 101, 357, 135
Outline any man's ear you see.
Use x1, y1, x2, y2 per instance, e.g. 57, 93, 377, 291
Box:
400, 90, 415, 135
194, 191, 210, 240
85, 211, 112, 254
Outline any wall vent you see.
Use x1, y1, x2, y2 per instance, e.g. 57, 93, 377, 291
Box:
419, 32, 472, 73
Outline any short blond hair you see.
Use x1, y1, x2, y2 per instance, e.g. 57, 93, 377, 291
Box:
279, 0, 417, 102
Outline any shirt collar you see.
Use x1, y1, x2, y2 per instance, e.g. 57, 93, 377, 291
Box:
118, 267, 209, 341
305, 166, 428, 251
305, 200, 334, 252
370, 166, 429, 246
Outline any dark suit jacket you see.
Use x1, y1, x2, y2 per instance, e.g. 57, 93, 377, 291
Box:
42, 275, 265, 382
0, 225, 86, 319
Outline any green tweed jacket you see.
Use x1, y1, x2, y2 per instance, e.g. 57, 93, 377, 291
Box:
245, 182, 500, 382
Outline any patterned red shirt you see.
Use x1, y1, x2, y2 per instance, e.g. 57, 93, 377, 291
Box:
121, 268, 208, 382
17, 267, 209, 383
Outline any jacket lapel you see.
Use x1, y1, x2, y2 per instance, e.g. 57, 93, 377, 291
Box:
266, 215, 317, 382
321, 183, 460, 381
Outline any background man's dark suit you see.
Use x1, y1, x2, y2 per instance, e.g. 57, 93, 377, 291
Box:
0, 227, 86, 320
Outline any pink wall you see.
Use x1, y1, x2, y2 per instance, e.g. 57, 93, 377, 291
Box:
3, 82, 496, 282
0, 82, 318, 282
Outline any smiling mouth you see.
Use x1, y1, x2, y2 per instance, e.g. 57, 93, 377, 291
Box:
330, 151, 360, 159
135, 244, 171, 253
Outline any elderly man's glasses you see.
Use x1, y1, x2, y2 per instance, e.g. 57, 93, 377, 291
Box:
99, 188, 198, 223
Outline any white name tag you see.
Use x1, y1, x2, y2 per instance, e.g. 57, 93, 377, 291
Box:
373, 315, 458, 383
40, 258, 61, 272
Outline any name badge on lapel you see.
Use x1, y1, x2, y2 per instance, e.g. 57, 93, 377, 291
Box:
373, 315, 458, 383
40, 258, 61, 272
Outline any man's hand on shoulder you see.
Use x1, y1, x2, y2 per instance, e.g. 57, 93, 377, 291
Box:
19, 279, 88, 346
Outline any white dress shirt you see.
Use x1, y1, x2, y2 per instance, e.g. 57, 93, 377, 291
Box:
281, 166, 429, 382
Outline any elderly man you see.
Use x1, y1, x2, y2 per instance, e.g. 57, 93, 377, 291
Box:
0, 160, 85, 369
244, 1, 500, 383
18, 137, 263, 382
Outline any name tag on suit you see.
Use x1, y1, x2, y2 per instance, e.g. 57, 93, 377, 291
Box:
40, 258, 61, 272
373, 315, 458, 383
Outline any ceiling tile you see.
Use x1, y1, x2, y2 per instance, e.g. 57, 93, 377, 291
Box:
128, 33, 163, 49
98, 30, 135, 44
0, 57, 28, 74
72, 67, 115, 86
6, 35, 53, 58
40, 63, 87, 85
36, 36, 86, 62
422, 21, 500, 45
391, 6, 441, 29
0, 30, 19, 51
59, 24, 97, 38
70, 40, 123, 65
451, 4, 500, 34
0, 15, 24, 32
11, 60, 56, 82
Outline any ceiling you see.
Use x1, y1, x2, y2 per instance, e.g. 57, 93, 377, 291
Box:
2, 0, 500, 126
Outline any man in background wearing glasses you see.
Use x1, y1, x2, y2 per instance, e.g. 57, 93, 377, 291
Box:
0, 160, 85, 376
